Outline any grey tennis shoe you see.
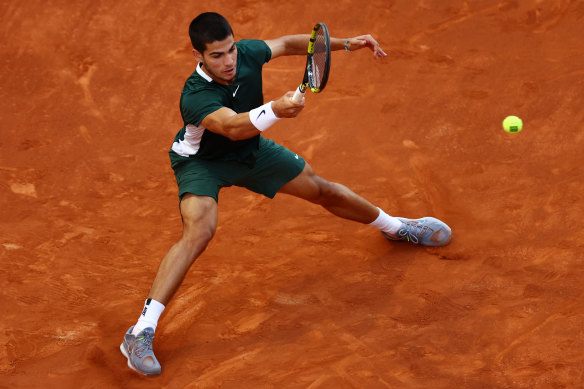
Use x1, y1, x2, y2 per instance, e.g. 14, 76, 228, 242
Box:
382, 217, 452, 246
120, 326, 161, 376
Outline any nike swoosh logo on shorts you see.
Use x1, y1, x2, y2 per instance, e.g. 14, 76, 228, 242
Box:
256, 110, 266, 119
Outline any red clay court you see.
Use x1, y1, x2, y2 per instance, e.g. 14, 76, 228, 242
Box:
1, 1, 583, 388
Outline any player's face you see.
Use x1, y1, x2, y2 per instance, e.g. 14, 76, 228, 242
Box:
195, 35, 238, 85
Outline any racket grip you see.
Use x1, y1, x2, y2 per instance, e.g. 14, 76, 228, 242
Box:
291, 86, 305, 103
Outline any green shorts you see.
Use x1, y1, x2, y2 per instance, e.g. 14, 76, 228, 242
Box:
169, 137, 305, 202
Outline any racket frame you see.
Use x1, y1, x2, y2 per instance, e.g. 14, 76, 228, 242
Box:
292, 22, 331, 102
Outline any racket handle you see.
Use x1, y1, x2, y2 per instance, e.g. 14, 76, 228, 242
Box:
292, 86, 305, 103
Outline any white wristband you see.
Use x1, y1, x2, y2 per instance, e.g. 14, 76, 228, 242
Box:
249, 101, 280, 132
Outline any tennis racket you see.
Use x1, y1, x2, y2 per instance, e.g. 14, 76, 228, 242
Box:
292, 23, 331, 103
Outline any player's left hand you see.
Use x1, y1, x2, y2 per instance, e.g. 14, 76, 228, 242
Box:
346, 35, 387, 59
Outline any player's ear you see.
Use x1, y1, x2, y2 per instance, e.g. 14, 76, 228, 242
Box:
192, 48, 203, 62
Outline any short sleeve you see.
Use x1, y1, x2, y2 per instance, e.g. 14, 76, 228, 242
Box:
180, 88, 228, 126
238, 39, 272, 65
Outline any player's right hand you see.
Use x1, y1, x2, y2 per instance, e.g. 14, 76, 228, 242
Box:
273, 91, 304, 118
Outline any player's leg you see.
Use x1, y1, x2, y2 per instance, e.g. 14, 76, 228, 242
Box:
121, 194, 218, 376
147, 194, 218, 305
278, 163, 452, 246
279, 163, 380, 223
241, 137, 387, 225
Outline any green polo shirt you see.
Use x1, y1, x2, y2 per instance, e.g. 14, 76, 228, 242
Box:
170, 39, 271, 167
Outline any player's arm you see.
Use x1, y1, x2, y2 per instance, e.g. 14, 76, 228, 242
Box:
266, 34, 387, 59
200, 91, 304, 141
265, 35, 311, 58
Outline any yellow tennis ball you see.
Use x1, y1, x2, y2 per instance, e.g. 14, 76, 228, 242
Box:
502, 116, 523, 133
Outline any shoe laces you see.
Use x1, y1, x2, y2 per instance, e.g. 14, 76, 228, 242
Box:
134, 331, 154, 358
398, 221, 430, 244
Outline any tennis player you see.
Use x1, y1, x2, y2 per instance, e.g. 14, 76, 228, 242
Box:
120, 12, 452, 376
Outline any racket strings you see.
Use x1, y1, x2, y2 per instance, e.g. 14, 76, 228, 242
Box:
310, 29, 328, 89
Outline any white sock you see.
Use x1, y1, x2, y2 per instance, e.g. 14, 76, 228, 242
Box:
369, 208, 403, 235
132, 298, 165, 335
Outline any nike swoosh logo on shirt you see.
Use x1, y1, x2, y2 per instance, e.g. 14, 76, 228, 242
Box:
256, 110, 266, 119
233, 85, 240, 97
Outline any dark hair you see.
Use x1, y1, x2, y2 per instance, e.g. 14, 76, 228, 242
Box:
189, 12, 234, 53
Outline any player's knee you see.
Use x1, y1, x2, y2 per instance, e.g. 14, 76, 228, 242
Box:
193, 225, 215, 247
181, 224, 216, 259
